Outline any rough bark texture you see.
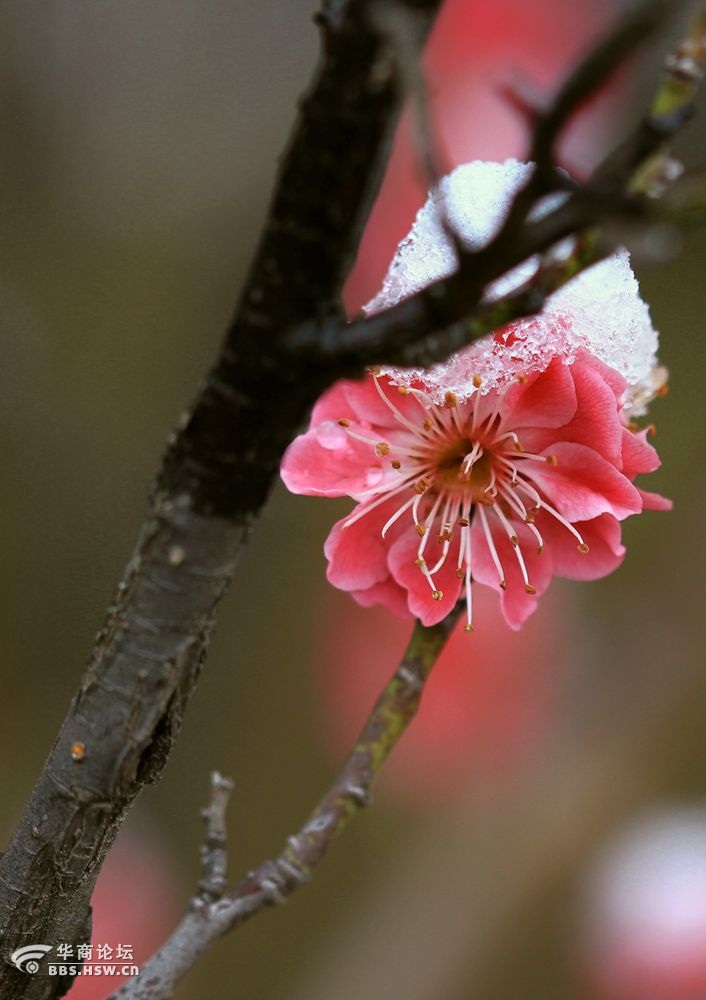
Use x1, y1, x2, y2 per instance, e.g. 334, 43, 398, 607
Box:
0, 4, 443, 996
108, 612, 462, 1000
0, 0, 702, 996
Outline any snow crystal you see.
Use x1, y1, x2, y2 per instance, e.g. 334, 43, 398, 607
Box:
365, 160, 663, 416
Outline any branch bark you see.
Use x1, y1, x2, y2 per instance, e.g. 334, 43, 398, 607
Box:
0, 1, 703, 998
197, 772, 235, 905
287, 0, 705, 372
107, 611, 461, 1000
0, 4, 443, 997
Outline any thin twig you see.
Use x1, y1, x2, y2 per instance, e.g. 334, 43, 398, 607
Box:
371, 2, 471, 264
372, 1, 445, 188
197, 772, 235, 904
0, 5, 444, 997
110, 12, 706, 990
530, 0, 677, 169
478, 0, 685, 259
108, 609, 462, 1000
110, 7, 706, 997
287, 0, 702, 371
595, 5, 706, 193
3, 4, 706, 999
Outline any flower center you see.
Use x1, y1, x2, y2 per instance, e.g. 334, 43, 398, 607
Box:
338, 373, 589, 631
435, 440, 494, 495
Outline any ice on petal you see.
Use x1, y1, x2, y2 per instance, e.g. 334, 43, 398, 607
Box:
365, 160, 662, 416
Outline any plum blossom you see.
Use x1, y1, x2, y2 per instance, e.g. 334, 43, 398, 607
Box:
281, 161, 670, 630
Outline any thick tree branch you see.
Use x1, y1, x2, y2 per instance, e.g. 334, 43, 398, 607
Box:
0, 4, 442, 997
107, 610, 461, 1000
0, 2, 704, 998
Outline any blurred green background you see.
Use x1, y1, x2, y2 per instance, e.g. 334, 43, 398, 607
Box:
1, 2, 705, 998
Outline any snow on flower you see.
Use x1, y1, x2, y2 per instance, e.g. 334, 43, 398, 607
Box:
281, 160, 671, 630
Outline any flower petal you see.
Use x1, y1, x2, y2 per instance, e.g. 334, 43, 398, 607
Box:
524, 442, 642, 521
537, 512, 625, 580
281, 424, 391, 497
308, 380, 361, 426
500, 358, 577, 430
637, 488, 673, 511
621, 426, 661, 476
306, 374, 424, 434
519, 358, 623, 464
351, 578, 413, 620
560, 359, 623, 463
342, 375, 427, 431
387, 528, 463, 625
325, 502, 404, 592
470, 517, 554, 630
572, 347, 627, 401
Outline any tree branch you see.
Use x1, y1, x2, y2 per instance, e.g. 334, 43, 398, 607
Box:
1, 2, 704, 997
197, 772, 235, 905
0, 4, 443, 997
286, 0, 703, 372
107, 610, 461, 1000
109, 7, 706, 995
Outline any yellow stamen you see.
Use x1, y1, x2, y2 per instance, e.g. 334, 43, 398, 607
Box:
444, 391, 458, 408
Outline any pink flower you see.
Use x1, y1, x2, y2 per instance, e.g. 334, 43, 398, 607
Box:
282, 161, 670, 630
282, 354, 667, 631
